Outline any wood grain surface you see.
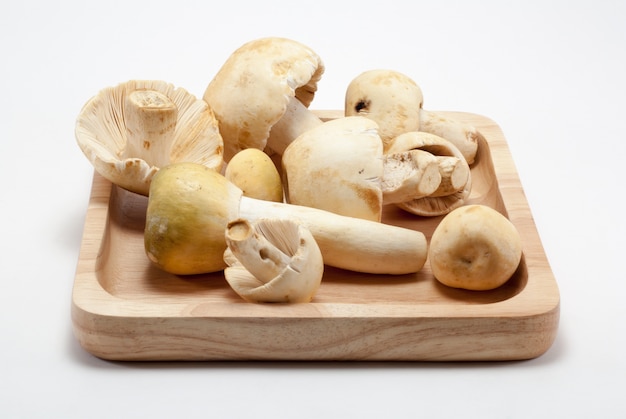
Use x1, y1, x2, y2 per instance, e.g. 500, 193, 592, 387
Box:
71, 111, 560, 361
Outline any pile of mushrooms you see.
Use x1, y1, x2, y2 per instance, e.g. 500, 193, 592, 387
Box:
76, 36, 520, 303
344, 69, 481, 216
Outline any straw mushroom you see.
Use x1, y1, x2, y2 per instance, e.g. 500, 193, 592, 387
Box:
144, 162, 428, 275
429, 205, 523, 291
345, 69, 480, 164
203, 37, 325, 161
385, 131, 472, 217
75, 80, 224, 196
224, 218, 323, 303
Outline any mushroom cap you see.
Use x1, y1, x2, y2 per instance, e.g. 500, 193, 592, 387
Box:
203, 37, 324, 161
428, 205, 523, 291
386, 131, 471, 216
76, 80, 224, 196
282, 116, 384, 222
345, 69, 423, 151
225, 148, 283, 202
144, 162, 242, 275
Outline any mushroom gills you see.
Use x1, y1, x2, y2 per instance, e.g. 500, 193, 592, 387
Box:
224, 218, 324, 303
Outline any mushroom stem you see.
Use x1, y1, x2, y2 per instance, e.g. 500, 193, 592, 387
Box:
418, 109, 479, 165
382, 149, 442, 205
238, 192, 427, 275
123, 89, 177, 168
429, 156, 470, 197
225, 219, 292, 283
267, 96, 323, 155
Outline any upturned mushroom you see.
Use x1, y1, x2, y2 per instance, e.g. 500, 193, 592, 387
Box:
76, 80, 224, 195
203, 37, 325, 161
281, 116, 441, 222
385, 131, 472, 216
223, 218, 323, 303
428, 205, 523, 291
344, 69, 480, 164
144, 162, 428, 275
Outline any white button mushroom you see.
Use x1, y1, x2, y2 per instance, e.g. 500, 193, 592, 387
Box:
203, 37, 325, 161
345, 69, 480, 165
223, 218, 323, 303
75, 80, 224, 196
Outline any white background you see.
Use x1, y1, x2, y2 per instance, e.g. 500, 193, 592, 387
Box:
2, 0, 625, 418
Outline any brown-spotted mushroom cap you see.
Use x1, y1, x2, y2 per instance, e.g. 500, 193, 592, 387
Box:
281, 116, 384, 222
203, 37, 325, 162
386, 131, 471, 216
75, 80, 224, 196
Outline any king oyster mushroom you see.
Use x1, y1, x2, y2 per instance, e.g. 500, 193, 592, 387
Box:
144, 162, 428, 275
76, 80, 224, 195
224, 218, 323, 303
345, 69, 481, 165
203, 37, 325, 161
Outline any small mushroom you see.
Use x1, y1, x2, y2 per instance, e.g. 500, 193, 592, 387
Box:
386, 131, 472, 216
281, 116, 442, 221
428, 205, 523, 291
225, 148, 283, 202
144, 162, 428, 275
76, 80, 224, 195
345, 69, 480, 164
223, 218, 323, 303
203, 37, 325, 161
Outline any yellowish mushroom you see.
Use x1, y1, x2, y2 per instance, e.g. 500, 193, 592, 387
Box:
225, 148, 283, 202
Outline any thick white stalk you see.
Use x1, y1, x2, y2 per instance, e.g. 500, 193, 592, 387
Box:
238, 196, 428, 275
123, 89, 177, 168
267, 96, 324, 155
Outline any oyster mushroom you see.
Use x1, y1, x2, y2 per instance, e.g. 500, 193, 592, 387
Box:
429, 205, 523, 291
203, 37, 325, 161
144, 162, 428, 275
224, 218, 323, 303
281, 116, 441, 222
385, 131, 472, 217
75, 80, 224, 195
344, 69, 480, 164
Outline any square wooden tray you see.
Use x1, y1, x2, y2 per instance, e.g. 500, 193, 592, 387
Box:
71, 111, 560, 361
